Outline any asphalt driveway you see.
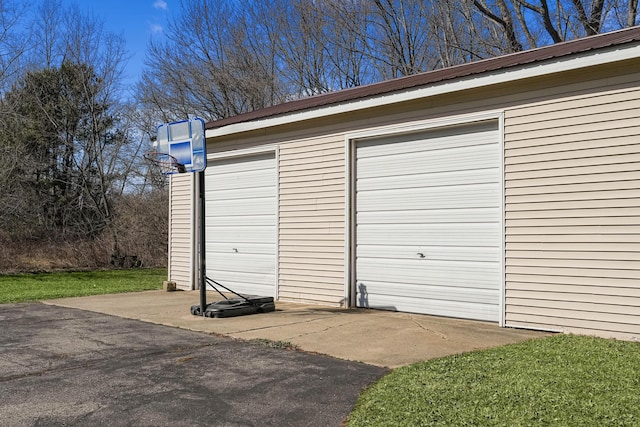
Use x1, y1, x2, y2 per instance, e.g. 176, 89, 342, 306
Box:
0, 303, 387, 426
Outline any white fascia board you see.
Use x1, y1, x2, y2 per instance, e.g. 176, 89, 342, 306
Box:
206, 43, 640, 140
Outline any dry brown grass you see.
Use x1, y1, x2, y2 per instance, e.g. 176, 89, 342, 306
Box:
0, 237, 106, 273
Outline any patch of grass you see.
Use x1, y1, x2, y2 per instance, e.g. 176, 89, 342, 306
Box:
347, 334, 640, 426
0, 268, 166, 303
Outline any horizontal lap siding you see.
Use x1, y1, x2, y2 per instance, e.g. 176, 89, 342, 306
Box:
278, 136, 346, 306
504, 86, 640, 340
169, 174, 193, 290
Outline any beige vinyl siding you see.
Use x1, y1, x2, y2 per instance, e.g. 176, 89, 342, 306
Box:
198, 57, 639, 324
204, 132, 347, 305
504, 86, 640, 340
278, 136, 346, 306
168, 173, 194, 290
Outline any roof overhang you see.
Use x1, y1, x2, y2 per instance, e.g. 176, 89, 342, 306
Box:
206, 33, 640, 140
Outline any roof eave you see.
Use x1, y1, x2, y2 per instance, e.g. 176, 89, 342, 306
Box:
206, 29, 640, 139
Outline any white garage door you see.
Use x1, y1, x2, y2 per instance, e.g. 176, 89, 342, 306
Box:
205, 153, 277, 297
355, 121, 502, 322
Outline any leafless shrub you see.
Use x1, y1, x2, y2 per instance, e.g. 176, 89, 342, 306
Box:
0, 190, 168, 273
107, 191, 169, 269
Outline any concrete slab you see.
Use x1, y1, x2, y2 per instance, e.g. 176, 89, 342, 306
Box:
45, 290, 550, 368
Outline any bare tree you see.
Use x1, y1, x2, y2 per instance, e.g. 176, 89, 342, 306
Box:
473, 0, 524, 51
27, 0, 64, 70
261, 0, 333, 96
471, 0, 638, 53
628, 0, 639, 25
137, 0, 639, 127
323, 0, 373, 89
367, 0, 438, 79
139, 0, 283, 121
0, 0, 30, 93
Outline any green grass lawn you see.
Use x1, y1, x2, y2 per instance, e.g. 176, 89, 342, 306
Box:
0, 269, 166, 303
347, 334, 640, 426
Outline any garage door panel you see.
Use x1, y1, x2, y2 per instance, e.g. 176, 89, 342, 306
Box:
357, 244, 501, 262
355, 120, 502, 322
356, 258, 501, 289
208, 186, 275, 201
206, 253, 275, 276
356, 223, 501, 247
204, 214, 274, 227
357, 208, 501, 224
206, 272, 274, 290
205, 199, 275, 216
359, 291, 499, 322
356, 168, 499, 191
205, 153, 276, 297
357, 184, 501, 211
207, 242, 275, 256
207, 155, 274, 173
357, 144, 499, 178
206, 168, 276, 190
357, 279, 500, 304
206, 226, 275, 244
357, 124, 499, 158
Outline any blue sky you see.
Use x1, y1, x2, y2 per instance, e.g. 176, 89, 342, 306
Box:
60, 0, 173, 85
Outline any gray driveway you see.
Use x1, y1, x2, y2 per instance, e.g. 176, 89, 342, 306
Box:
0, 303, 387, 426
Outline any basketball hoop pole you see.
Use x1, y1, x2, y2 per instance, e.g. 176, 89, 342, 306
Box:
151, 118, 208, 314
198, 170, 207, 314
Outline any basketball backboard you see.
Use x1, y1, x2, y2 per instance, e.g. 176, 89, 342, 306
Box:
154, 118, 206, 174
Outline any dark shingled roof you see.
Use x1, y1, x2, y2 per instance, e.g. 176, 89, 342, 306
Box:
206, 26, 640, 130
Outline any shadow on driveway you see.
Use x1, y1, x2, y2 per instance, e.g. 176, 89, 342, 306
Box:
0, 303, 387, 426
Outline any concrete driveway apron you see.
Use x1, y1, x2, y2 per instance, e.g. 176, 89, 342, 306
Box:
44, 290, 549, 368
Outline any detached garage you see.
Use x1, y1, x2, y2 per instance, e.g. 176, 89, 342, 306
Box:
168, 27, 640, 341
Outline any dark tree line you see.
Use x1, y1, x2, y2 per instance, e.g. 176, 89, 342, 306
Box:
2, 63, 114, 237
0, 0, 166, 270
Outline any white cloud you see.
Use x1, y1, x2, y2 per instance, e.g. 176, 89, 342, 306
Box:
153, 0, 168, 10
150, 23, 163, 34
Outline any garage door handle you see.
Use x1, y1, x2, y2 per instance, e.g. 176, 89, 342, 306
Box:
417, 252, 425, 258
233, 248, 238, 253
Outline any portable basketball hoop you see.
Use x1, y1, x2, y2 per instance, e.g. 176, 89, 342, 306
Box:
149, 118, 275, 318
143, 151, 187, 174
